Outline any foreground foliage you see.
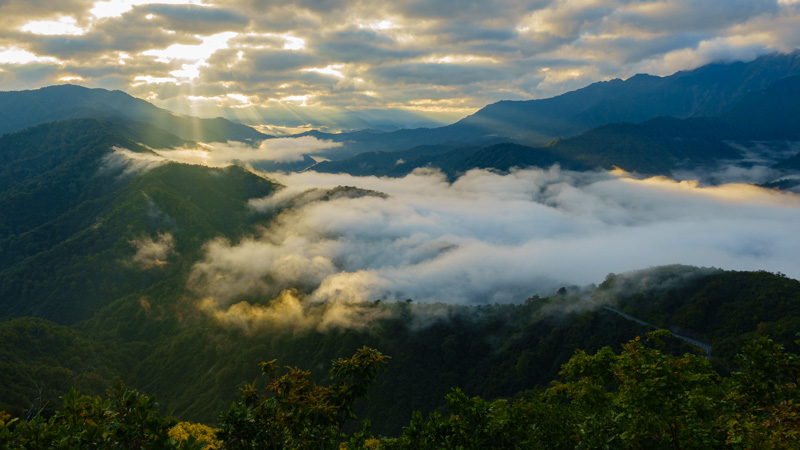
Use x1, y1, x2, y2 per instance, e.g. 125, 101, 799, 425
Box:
218, 346, 389, 449
0, 382, 202, 449
3, 336, 800, 448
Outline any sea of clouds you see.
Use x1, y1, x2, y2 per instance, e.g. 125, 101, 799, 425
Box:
109, 142, 800, 331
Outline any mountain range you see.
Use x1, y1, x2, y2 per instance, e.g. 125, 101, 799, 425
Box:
312, 74, 800, 184
291, 50, 800, 160
3, 50, 800, 185
2, 50, 800, 437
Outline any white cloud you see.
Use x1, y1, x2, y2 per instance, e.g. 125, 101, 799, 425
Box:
141, 31, 237, 63
20, 16, 86, 36
153, 136, 342, 165
131, 232, 175, 268
191, 166, 800, 330
0, 46, 61, 65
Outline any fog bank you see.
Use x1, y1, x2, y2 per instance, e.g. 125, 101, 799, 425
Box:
188, 166, 800, 330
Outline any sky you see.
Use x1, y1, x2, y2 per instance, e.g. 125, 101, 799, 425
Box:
2, 0, 800, 133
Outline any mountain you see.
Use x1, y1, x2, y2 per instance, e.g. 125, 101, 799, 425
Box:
3, 53, 800, 442
0, 84, 269, 142
3, 262, 800, 435
314, 74, 800, 180
536, 74, 800, 174
298, 51, 800, 160
450, 50, 800, 144
313, 142, 578, 180
0, 118, 279, 324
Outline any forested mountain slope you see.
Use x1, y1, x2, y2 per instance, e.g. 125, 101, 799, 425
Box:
0, 85, 268, 142
0, 119, 279, 324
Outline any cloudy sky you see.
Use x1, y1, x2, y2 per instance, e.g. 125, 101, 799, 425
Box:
2, 0, 799, 132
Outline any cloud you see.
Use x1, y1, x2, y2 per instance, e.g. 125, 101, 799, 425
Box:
190, 166, 800, 331
2, 0, 800, 128
100, 147, 167, 175
131, 232, 174, 268
153, 136, 342, 165
139, 4, 249, 34
99, 137, 343, 174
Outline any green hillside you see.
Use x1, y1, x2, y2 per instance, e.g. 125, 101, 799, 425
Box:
0, 119, 279, 325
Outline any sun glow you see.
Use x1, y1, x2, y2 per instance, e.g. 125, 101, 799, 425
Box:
132, 75, 179, 86
139, 31, 236, 83
188, 93, 254, 108
302, 65, 345, 78
425, 54, 498, 64
20, 17, 86, 36
0, 47, 61, 65
281, 35, 306, 51
142, 32, 237, 63
170, 63, 203, 80
359, 20, 398, 31
58, 75, 84, 82
281, 95, 312, 107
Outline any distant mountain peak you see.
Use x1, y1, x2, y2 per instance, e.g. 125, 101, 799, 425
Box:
0, 84, 270, 143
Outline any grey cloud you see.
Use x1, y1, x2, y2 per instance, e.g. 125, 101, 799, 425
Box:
140, 5, 250, 34
372, 62, 514, 86
2, 0, 798, 128
0, 64, 61, 90
231, 34, 286, 48
0, 0, 93, 27
20, 14, 199, 59
311, 29, 421, 63
26, 31, 181, 59
248, 7, 323, 33
327, 29, 397, 46
612, 0, 779, 34
219, 48, 320, 74
395, 0, 547, 20
434, 23, 518, 45
576, 32, 712, 65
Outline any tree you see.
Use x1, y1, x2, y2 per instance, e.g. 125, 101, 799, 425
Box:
385, 388, 575, 449
0, 382, 202, 449
218, 346, 389, 449
724, 336, 800, 448
548, 330, 726, 449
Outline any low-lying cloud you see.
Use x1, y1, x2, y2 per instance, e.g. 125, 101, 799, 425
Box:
154, 136, 341, 165
188, 166, 800, 331
131, 232, 175, 269
101, 147, 167, 176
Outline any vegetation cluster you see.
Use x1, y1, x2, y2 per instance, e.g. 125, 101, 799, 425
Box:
3, 334, 800, 448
